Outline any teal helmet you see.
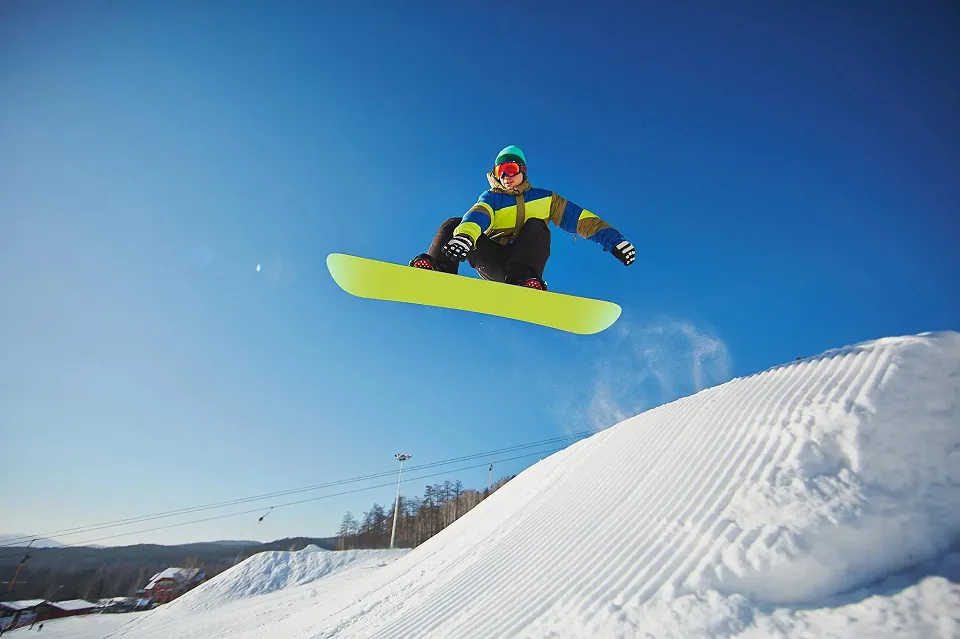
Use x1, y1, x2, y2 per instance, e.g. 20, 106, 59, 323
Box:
495, 145, 527, 169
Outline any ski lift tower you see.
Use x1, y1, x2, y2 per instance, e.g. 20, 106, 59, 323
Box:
390, 453, 412, 549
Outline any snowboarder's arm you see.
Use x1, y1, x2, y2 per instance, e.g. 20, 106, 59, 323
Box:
453, 190, 495, 243
549, 194, 625, 251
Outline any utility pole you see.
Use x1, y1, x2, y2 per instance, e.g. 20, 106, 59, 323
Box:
489, 458, 493, 491
7, 539, 35, 592
390, 453, 411, 549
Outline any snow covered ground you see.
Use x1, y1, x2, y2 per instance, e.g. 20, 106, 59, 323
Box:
166, 545, 407, 615
2, 612, 150, 638
25, 331, 960, 638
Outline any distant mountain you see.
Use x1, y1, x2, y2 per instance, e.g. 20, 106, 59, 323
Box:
0, 537, 261, 551
0, 534, 66, 548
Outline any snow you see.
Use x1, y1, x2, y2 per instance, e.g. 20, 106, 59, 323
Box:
162, 546, 407, 615
48, 600, 97, 612
151, 567, 200, 582
97, 597, 134, 605
0, 599, 45, 611
0, 612, 150, 637
144, 567, 201, 589
25, 331, 960, 638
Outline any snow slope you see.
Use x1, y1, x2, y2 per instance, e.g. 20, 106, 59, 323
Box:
91, 331, 958, 639
87, 547, 407, 639
6, 612, 150, 638
165, 545, 408, 614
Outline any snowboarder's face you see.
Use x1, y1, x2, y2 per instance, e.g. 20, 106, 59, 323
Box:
499, 171, 524, 189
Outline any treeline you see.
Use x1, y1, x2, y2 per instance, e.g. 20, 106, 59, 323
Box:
337, 476, 514, 550
0, 555, 230, 603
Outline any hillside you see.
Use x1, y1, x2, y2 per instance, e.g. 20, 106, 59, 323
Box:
84, 330, 959, 638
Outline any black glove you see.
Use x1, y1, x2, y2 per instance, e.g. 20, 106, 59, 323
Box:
611, 239, 636, 266
442, 234, 474, 263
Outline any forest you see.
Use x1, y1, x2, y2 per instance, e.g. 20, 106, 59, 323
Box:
336, 475, 515, 550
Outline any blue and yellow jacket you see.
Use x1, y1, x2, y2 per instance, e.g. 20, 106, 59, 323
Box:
454, 173, 625, 251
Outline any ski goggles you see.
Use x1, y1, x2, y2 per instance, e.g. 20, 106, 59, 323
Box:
494, 161, 524, 180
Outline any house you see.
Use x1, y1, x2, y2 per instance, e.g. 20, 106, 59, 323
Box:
141, 567, 206, 604
38, 599, 97, 621
0, 598, 97, 629
0, 599, 44, 630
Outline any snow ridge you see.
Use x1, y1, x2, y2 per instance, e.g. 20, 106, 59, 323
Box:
328, 332, 959, 638
167, 546, 403, 615
105, 331, 959, 639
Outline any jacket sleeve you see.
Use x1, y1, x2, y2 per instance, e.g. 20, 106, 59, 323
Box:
453, 190, 495, 244
549, 193, 624, 251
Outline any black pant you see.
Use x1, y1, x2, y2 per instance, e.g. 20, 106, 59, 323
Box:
427, 217, 551, 282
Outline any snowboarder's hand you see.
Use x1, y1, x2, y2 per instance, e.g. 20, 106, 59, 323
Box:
442, 234, 474, 263
611, 239, 636, 266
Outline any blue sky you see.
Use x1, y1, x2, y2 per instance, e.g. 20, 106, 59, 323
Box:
1, 1, 957, 547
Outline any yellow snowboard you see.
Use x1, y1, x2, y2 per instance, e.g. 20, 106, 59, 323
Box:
326, 253, 621, 335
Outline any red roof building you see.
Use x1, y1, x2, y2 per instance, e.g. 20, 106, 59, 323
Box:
0, 599, 45, 630
38, 599, 97, 621
141, 567, 206, 604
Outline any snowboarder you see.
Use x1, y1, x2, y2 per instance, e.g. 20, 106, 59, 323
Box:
409, 145, 636, 290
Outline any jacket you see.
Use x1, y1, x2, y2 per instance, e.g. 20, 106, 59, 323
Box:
453, 172, 625, 251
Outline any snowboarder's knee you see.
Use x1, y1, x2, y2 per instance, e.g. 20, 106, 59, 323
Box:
440, 217, 461, 231
520, 218, 550, 237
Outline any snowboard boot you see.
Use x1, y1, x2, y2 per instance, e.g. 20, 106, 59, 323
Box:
517, 276, 547, 290
505, 263, 548, 291
409, 253, 458, 275
409, 253, 436, 270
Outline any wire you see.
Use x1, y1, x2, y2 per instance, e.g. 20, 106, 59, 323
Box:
0, 446, 564, 559
0, 430, 591, 549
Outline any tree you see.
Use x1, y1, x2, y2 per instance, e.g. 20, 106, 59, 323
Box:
338, 512, 359, 550
358, 503, 389, 548
421, 485, 438, 538
83, 568, 106, 602
451, 480, 464, 519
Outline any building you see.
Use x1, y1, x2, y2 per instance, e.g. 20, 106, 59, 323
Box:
141, 567, 206, 604
37, 599, 97, 621
0, 598, 97, 630
0, 599, 44, 630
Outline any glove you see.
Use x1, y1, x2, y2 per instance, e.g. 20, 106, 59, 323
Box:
442, 234, 474, 263
611, 239, 636, 266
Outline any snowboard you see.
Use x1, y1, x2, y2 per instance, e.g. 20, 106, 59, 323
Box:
326, 253, 621, 335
